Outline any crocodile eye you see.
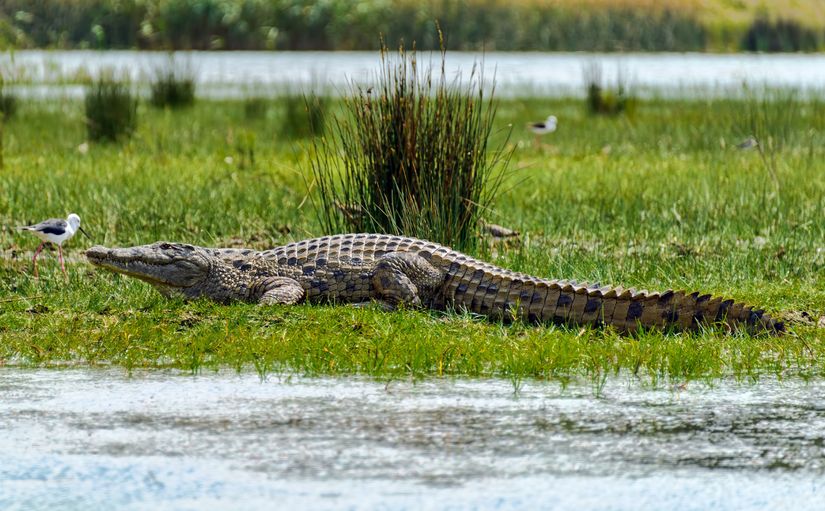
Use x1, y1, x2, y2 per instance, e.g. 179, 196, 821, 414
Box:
160, 243, 172, 250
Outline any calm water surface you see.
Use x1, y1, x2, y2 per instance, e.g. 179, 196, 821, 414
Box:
4, 51, 825, 97
1, 368, 823, 510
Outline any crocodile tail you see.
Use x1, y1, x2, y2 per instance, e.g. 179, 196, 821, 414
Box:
534, 281, 784, 334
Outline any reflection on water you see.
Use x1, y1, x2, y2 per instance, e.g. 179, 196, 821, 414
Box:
1, 368, 823, 510
3, 51, 825, 98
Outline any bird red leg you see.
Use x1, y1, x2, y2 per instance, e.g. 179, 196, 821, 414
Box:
32, 242, 45, 279
58, 245, 67, 278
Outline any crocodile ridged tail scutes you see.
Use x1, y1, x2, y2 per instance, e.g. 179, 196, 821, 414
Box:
524, 280, 784, 334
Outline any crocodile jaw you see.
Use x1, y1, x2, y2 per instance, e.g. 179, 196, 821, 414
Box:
86, 243, 210, 289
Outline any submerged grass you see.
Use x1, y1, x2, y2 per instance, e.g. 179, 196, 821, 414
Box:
0, 94, 824, 385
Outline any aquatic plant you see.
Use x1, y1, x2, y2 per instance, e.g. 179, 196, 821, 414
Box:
583, 62, 637, 117
0, 75, 17, 120
311, 43, 511, 252
278, 92, 328, 139
0, 75, 14, 168
149, 55, 196, 108
84, 72, 137, 142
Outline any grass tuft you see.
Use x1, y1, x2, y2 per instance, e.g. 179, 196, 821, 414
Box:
311, 43, 511, 252
243, 96, 269, 120
0, 75, 17, 121
278, 92, 328, 139
84, 72, 137, 142
584, 62, 637, 117
149, 55, 196, 108
0, 74, 10, 169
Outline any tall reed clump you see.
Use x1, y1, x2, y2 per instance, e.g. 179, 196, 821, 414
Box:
311, 44, 510, 252
0, 76, 17, 121
278, 92, 328, 139
583, 62, 637, 117
84, 73, 137, 142
0, 76, 15, 168
149, 56, 196, 108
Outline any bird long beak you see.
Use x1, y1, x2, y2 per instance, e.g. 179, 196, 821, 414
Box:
79, 226, 92, 240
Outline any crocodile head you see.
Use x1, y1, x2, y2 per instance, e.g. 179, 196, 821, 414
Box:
86, 242, 212, 297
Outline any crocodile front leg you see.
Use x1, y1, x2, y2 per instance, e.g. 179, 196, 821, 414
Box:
258, 276, 305, 305
371, 252, 444, 307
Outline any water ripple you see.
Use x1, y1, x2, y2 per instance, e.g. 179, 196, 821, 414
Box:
1, 368, 823, 509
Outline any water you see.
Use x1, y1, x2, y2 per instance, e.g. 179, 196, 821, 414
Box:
1, 368, 823, 510
4, 51, 825, 98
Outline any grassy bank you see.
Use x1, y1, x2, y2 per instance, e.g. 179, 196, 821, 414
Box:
1, 95, 824, 384
1, 0, 824, 52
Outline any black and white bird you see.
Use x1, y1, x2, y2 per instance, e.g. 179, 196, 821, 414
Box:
528, 115, 557, 147
18, 213, 90, 278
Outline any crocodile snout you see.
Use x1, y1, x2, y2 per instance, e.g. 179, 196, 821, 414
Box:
85, 245, 111, 264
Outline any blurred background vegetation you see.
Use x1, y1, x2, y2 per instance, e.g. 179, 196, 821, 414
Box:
0, 0, 823, 52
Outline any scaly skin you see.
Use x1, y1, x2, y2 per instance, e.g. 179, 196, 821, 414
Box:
86, 233, 784, 334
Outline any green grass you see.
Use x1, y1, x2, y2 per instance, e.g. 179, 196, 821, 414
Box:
1, 94, 824, 385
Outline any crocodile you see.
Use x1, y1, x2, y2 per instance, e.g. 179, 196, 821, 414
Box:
85, 233, 784, 334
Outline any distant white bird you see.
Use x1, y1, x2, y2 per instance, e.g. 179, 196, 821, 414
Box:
528, 115, 557, 147
18, 213, 90, 278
